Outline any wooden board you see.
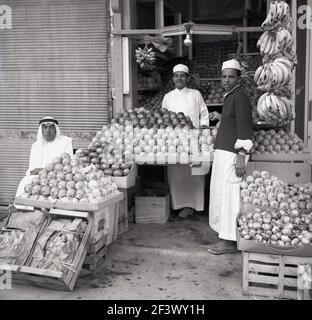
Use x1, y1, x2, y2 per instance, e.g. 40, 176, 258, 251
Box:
251, 153, 312, 163
15, 192, 124, 212
246, 162, 312, 184
242, 252, 312, 300
0, 209, 94, 291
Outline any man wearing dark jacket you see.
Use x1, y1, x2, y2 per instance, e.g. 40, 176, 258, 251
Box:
208, 59, 253, 254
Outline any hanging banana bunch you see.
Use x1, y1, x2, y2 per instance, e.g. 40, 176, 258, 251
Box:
135, 45, 156, 69
254, 0, 297, 126
261, 0, 292, 31
256, 92, 294, 127
254, 57, 293, 92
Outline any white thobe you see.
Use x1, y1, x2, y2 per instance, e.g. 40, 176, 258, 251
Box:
162, 87, 209, 128
16, 136, 73, 198
209, 150, 249, 241
162, 87, 209, 211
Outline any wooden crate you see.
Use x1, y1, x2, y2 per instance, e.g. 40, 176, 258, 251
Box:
243, 252, 312, 300
83, 236, 107, 271
0, 209, 93, 291
135, 189, 170, 224
15, 192, 123, 212
246, 161, 312, 184
15, 192, 124, 246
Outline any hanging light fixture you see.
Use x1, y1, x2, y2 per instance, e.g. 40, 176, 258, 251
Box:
183, 23, 193, 47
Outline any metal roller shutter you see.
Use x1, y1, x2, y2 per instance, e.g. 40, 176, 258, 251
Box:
0, 0, 111, 205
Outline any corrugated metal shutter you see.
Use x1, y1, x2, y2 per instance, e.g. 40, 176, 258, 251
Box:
0, 0, 111, 205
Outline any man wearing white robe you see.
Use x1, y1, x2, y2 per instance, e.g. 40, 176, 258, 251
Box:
15, 116, 73, 201
208, 59, 253, 254
162, 64, 210, 217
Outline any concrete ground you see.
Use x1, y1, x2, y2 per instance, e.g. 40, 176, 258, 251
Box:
0, 214, 270, 300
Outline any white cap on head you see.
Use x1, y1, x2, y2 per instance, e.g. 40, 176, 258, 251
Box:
173, 64, 189, 74
221, 59, 242, 72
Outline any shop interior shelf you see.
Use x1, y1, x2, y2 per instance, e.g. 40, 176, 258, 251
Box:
206, 103, 223, 107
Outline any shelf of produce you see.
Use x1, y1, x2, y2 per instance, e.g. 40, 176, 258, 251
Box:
250, 153, 312, 163
134, 153, 213, 166
15, 192, 124, 212
206, 103, 223, 107
252, 122, 288, 130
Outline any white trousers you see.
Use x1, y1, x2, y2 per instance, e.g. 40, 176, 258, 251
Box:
167, 165, 205, 211
209, 149, 248, 241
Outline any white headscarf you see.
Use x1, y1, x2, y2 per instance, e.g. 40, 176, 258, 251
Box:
27, 117, 73, 175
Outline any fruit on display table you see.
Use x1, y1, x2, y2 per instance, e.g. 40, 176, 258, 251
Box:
132, 126, 216, 163
76, 107, 217, 168
21, 153, 119, 203
238, 207, 312, 246
200, 79, 224, 104
240, 170, 312, 210
255, 0, 296, 127
251, 129, 309, 155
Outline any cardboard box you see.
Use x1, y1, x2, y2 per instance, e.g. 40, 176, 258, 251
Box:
111, 163, 138, 189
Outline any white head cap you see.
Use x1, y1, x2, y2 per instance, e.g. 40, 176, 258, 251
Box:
173, 64, 189, 74
221, 59, 242, 72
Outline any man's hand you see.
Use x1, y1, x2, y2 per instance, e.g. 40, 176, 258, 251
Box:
209, 111, 221, 122
30, 168, 42, 175
235, 155, 246, 178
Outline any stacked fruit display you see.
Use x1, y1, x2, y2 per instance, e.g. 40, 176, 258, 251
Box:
240, 170, 312, 210
135, 45, 156, 69
132, 126, 216, 163
138, 75, 159, 90
200, 79, 224, 104
20, 153, 119, 203
76, 108, 217, 169
255, 0, 296, 127
238, 207, 312, 246
251, 129, 309, 155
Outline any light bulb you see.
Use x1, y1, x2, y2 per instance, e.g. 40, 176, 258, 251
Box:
183, 34, 192, 47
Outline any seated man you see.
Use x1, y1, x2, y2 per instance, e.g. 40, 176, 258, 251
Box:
15, 116, 73, 202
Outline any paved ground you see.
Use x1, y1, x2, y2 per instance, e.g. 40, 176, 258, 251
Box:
0, 214, 269, 300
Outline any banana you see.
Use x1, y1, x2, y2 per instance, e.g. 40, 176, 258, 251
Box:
264, 34, 273, 54
274, 62, 285, 85
257, 65, 267, 86
262, 1, 276, 29
257, 93, 269, 119
274, 56, 293, 70
257, 31, 269, 48
270, 63, 280, 87
274, 61, 290, 85
275, 2, 285, 23
279, 96, 293, 116
269, 34, 279, 56
254, 65, 264, 83
269, 1, 278, 24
